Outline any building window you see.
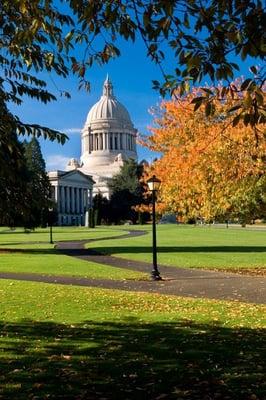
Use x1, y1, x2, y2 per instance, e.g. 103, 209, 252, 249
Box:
114, 135, 118, 150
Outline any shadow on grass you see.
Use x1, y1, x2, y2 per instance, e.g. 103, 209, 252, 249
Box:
1, 246, 265, 256
89, 245, 266, 255
0, 319, 265, 399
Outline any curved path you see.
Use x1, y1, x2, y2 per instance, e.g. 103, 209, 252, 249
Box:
1, 230, 265, 304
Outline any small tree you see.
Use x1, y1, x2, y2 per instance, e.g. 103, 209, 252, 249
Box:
108, 159, 146, 224
88, 208, 95, 228
93, 193, 110, 225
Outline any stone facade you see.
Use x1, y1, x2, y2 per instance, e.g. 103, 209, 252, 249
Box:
48, 170, 94, 226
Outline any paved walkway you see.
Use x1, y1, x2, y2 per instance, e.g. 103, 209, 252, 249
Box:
1, 229, 265, 304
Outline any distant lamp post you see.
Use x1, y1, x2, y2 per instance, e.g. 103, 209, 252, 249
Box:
48, 207, 54, 244
147, 175, 162, 281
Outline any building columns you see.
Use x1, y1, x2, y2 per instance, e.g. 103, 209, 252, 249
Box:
66, 186, 70, 213
61, 186, 65, 213
54, 185, 59, 203
123, 133, 127, 150
71, 187, 75, 213
80, 189, 84, 214
76, 187, 80, 214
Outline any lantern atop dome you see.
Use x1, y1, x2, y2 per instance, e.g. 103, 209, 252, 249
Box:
102, 74, 114, 98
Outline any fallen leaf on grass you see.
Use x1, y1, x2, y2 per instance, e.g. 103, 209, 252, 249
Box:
33, 383, 44, 389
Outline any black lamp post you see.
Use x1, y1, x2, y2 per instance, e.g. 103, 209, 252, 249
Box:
147, 175, 162, 281
48, 207, 53, 244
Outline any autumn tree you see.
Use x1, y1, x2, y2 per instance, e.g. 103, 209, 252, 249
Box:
143, 82, 265, 223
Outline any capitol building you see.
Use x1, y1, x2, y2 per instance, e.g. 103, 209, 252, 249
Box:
48, 77, 138, 225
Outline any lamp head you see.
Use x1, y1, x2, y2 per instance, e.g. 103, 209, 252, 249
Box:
147, 175, 161, 192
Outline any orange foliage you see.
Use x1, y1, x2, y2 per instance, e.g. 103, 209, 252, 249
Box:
142, 84, 266, 221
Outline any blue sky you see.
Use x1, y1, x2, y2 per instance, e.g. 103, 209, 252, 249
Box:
10, 38, 166, 171
8, 26, 258, 171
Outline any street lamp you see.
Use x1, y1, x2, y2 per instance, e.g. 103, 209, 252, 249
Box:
147, 175, 162, 281
48, 207, 53, 244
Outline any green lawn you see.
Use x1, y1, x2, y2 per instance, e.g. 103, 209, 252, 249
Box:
0, 226, 124, 248
86, 224, 266, 271
0, 251, 147, 280
0, 226, 265, 398
1, 225, 265, 276
0, 280, 265, 400
0, 227, 147, 280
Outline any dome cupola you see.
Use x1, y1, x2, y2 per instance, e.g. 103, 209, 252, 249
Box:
85, 76, 134, 129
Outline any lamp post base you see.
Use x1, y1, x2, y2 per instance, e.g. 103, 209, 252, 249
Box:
151, 269, 162, 281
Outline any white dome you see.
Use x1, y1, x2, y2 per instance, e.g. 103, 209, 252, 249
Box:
80, 76, 137, 177
86, 77, 133, 128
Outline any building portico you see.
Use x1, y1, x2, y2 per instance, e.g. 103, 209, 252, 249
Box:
48, 170, 94, 226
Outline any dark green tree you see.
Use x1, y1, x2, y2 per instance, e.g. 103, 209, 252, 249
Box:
108, 159, 148, 224
22, 138, 51, 229
93, 193, 110, 225
0, 112, 51, 228
24, 138, 46, 174
229, 174, 266, 225
88, 208, 95, 228
0, 98, 31, 226
0, 136, 30, 227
